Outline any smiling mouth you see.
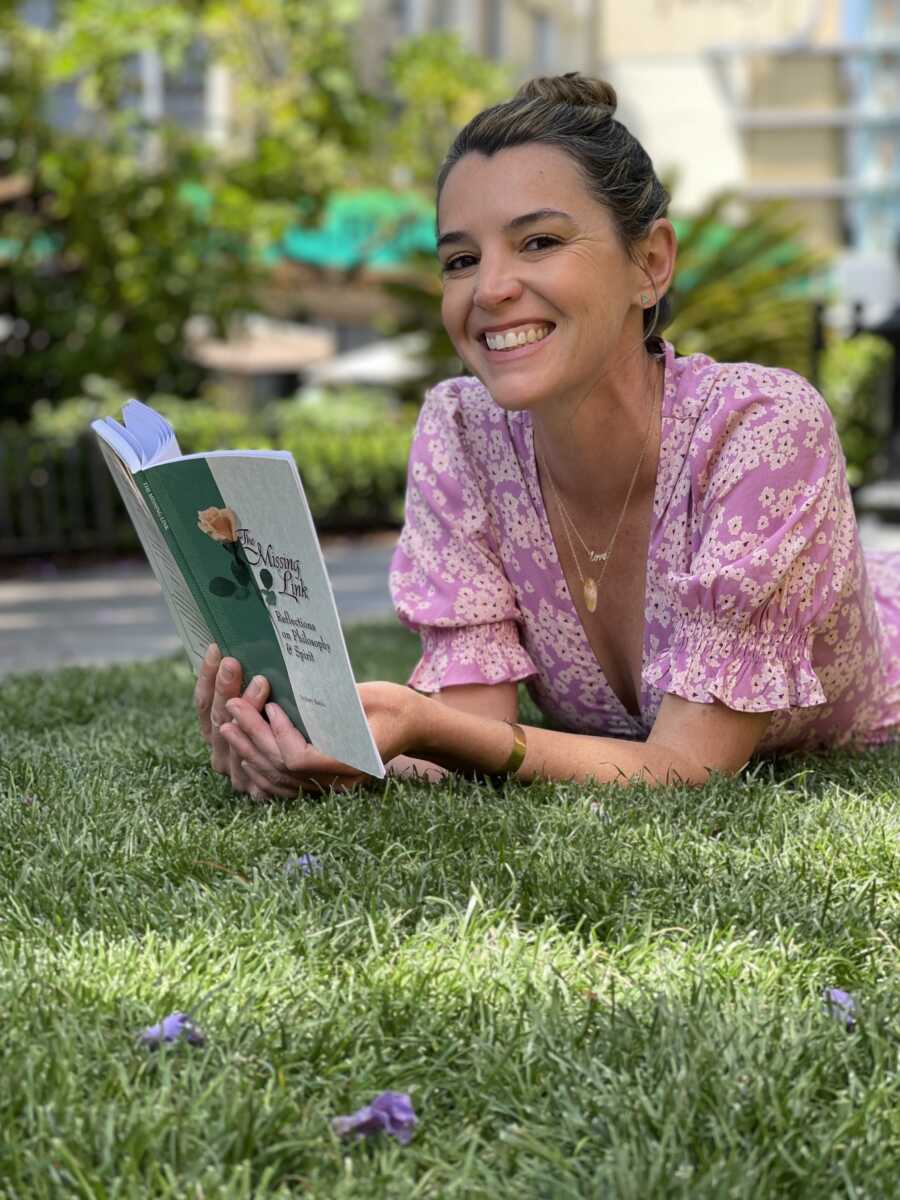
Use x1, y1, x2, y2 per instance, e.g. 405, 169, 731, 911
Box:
481, 323, 555, 351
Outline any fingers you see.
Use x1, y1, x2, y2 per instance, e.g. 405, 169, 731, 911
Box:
209, 657, 243, 774
227, 744, 253, 795
221, 702, 367, 794
242, 673, 270, 712
240, 759, 299, 799
220, 717, 296, 790
225, 696, 286, 766
265, 703, 353, 776
194, 644, 221, 743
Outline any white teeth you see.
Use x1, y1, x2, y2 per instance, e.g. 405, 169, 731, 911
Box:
485, 324, 551, 350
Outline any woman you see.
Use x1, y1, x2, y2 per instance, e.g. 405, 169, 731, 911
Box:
196, 73, 900, 797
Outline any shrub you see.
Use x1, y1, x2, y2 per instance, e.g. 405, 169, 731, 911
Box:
6, 382, 416, 554
819, 334, 894, 487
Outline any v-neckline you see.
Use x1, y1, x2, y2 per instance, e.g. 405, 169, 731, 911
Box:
523, 347, 672, 724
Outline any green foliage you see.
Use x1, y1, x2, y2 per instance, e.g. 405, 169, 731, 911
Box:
1, 3, 509, 422
27, 376, 265, 449
1, 645, 900, 1194
0, 1, 295, 419
266, 385, 415, 436
385, 32, 510, 187
18, 382, 415, 535
666, 192, 828, 378
280, 425, 412, 529
819, 334, 894, 487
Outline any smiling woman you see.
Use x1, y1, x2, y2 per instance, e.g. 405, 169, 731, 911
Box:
197, 73, 900, 799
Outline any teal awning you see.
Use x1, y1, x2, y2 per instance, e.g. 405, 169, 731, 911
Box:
278, 189, 436, 270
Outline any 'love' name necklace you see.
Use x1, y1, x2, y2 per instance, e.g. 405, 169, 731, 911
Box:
537, 376, 658, 614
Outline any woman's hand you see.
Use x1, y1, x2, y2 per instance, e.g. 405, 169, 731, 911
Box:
218, 680, 427, 798
194, 644, 270, 796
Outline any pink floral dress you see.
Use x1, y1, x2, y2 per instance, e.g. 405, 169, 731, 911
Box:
389, 341, 900, 752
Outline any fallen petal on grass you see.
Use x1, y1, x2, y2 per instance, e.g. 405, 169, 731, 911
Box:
284, 853, 322, 877
823, 987, 856, 1030
140, 1012, 205, 1048
332, 1091, 417, 1144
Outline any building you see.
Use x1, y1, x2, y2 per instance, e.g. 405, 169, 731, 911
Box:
357, 1, 598, 86
596, 0, 900, 263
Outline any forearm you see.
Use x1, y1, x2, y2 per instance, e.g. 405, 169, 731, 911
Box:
412, 700, 710, 787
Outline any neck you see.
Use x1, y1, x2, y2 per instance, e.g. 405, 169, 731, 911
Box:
533, 344, 664, 514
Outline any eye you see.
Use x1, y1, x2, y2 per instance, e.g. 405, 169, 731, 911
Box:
442, 253, 477, 274
523, 235, 559, 252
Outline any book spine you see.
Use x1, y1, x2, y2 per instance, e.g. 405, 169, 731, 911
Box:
135, 470, 229, 656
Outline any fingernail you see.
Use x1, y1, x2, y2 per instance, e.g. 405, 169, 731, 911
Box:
248, 676, 264, 695
221, 665, 234, 682
205, 643, 220, 661
225, 699, 240, 716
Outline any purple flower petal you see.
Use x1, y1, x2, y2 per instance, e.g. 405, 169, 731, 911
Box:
140, 1011, 205, 1048
332, 1091, 417, 1144
823, 987, 856, 1030
284, 853, 322, 877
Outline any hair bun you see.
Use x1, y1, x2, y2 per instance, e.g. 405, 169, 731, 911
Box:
514, 73, 617, 113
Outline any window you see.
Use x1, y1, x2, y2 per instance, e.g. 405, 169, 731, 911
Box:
482, 0, 504, 59
532, 12, 557, 74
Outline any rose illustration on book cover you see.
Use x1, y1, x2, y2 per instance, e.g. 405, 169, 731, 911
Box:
197, 506, 276, 604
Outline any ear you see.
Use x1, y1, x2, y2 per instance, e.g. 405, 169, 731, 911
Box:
633, 218, 677, 309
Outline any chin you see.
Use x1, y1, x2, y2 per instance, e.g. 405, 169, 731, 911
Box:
481, 380, 546, 413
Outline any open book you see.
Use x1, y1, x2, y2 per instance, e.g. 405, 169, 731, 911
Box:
92, 400, 384, 779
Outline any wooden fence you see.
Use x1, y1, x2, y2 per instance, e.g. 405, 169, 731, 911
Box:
0, 431, 134, 558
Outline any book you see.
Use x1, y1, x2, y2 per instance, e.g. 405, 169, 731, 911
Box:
91, 399, 385, 779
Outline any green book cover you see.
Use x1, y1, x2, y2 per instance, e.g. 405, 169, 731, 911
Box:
92, 406, 384, 779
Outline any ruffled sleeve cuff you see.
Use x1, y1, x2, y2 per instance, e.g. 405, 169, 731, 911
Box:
643, 615, 827, 712
408, 620, 538, 693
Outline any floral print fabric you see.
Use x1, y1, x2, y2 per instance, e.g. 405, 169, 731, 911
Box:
389, 341, 900, 752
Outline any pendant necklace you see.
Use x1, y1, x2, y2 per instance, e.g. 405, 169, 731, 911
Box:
538, 376, 659, 615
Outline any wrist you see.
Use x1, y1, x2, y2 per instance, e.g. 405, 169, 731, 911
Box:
407, 693, 526, 779
405, 687, 439, 757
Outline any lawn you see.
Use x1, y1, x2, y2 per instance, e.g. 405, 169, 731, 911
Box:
1, 621, 899, 1198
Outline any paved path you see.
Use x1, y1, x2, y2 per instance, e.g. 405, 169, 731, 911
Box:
4, 519, 900, 679
0, 535, 398, 678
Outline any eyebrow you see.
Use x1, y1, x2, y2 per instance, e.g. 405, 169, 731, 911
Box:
436, 208, 575, 251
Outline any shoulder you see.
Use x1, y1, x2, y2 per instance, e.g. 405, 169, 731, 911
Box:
419, 374, 497, 424
414, 374, 516, 456
671, 351, 831, 433
672, 353, 837, 475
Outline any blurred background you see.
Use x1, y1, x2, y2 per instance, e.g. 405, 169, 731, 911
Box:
1, 0, 899, 667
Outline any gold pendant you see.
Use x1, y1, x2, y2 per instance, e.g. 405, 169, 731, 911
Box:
584, 576, 598, 613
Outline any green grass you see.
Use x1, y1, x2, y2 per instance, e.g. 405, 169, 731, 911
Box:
1, 621, 899, 1198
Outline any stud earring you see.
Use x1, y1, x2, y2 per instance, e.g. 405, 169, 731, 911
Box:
640, 292, 651, 307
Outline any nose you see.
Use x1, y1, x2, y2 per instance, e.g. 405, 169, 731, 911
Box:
472, 254, 524, 310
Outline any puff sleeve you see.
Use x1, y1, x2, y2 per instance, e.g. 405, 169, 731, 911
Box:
644, 369, 859, 712
389, 379, 538, 692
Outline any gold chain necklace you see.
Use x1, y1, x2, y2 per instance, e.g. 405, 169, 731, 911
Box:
537, 379, 658, 615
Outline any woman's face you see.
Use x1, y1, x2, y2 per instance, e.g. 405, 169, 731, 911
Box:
437, 143, 665, 412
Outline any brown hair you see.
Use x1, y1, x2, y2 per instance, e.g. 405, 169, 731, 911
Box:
436, 73, 672, 352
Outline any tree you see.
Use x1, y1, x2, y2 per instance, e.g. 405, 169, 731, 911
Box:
665, 188, 828, 378
0, 1, 369, 419
383, 32, 509, 187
